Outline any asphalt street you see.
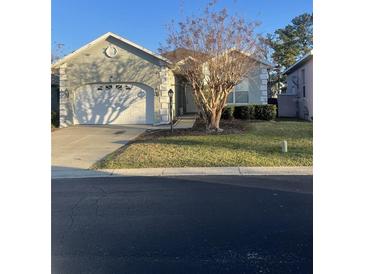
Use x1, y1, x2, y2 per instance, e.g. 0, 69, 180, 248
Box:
52, 175, 312, 274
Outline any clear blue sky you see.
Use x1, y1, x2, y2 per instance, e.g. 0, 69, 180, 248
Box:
52, 0, 312, 55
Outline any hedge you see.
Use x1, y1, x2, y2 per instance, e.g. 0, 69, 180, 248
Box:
254, 105, 277, 120
221, 106, 235, 120
234, 105, 255, 120
222, 104, 276, 120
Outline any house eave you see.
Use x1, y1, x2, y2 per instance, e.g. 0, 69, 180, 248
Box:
283, 51, 313, 75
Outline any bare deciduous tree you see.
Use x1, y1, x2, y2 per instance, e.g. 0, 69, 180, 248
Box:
162, 1, 264, 131
51, 42, 65, 64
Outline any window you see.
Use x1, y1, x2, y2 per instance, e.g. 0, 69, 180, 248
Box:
227, 92, 234, 103
235, 80, 249, 91
235, 91, 248, 103
303, 86, 306, 97
227, 78, 249, 104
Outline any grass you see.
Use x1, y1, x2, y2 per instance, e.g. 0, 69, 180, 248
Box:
94, 119, 312, 169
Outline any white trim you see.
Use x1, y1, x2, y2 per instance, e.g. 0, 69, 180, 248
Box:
226, 103, 250, 106
52, 32, 172, 68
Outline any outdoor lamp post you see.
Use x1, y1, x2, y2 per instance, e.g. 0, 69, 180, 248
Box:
168, 89, 174, 133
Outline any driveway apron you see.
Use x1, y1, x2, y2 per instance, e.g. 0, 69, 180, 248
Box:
52, 125, 146, 175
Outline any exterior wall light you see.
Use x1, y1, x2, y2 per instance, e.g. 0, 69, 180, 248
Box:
60, 88, 69, 99
168, 89, 174, 132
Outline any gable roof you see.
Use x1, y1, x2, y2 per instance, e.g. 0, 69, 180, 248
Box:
284, 51, 313, 75
162, 48, 274, 67
162, 48, 210, 63
220, 48, 274, 67
51, 32, 172, 68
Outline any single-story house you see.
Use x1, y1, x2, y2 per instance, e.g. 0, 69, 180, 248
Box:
277, 52, 313, 121
51, 32, 272, 127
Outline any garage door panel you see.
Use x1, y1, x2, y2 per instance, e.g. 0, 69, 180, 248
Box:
74, 84, 153, 124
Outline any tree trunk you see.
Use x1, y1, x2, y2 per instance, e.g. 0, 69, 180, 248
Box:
207, 107, 223, 132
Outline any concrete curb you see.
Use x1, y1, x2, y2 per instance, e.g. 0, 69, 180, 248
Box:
52, 166, 312, 179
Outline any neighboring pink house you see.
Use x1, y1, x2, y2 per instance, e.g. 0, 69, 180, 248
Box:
278, 52, 313, 121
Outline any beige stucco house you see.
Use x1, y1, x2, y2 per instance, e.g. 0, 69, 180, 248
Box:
278, 52, 313, 121
52, 32, 271, 127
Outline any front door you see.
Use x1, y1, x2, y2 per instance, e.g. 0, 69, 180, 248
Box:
185, 85, 197, 113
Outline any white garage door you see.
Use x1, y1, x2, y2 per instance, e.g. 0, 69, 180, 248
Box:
74, 83, 154, 124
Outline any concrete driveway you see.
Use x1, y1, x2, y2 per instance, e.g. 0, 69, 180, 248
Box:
52, 125, 146, 175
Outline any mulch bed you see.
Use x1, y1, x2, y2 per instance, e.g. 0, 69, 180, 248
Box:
140, 118, 249, 140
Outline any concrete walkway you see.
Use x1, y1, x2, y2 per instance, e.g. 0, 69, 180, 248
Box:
52, 166, 312, 179
149, 115, 196, 130
174, 115, 196, 129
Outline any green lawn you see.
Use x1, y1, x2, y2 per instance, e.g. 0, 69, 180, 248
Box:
94, 120, 312, 169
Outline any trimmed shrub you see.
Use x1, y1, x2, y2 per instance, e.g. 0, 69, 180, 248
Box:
221, 106, 235, 120
233, 107, 241, 119
51, 111, 59, 127
234, 105, 255, 120
247, 105, 256, 119
254, 104, 277, 120
268, 98, 278, 117
222, 104, 276, 121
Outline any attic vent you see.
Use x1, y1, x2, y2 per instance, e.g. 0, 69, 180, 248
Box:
105, 45, 118, 58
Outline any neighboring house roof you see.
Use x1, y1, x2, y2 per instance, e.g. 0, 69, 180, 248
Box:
284, 51, 313, 75
51, 32, 172, 68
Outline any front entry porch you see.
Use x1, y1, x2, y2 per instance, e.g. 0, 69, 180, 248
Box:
175, 79, 198, 116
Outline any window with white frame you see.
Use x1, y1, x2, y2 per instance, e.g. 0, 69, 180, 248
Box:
227, 78, 249, 104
